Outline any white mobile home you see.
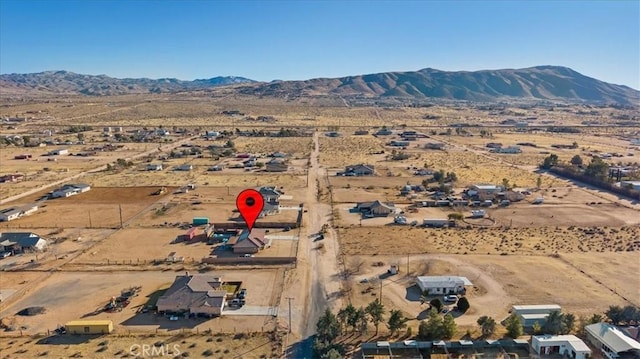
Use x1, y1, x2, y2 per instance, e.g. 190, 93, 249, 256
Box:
416, 276, 472, 295
51, 184, 91, 198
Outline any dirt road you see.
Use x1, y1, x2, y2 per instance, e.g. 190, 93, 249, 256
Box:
283, 131, 345, 358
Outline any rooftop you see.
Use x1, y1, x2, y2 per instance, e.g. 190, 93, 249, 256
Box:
585, 323, 640, 353
534, 335, 590, 352
416, 276, 473, 286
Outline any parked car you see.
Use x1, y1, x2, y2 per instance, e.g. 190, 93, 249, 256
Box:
444, 295, 458, 303
0, 252, 12, 259
169, 316, 179, 321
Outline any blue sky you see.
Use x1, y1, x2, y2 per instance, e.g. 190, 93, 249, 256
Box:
1, 0, 639, 89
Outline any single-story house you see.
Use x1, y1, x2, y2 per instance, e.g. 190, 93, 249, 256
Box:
585, 323, 640, 359
531, 335, 591, 359
342, 164, 375, 176
203, 131, 220, 138
492, 145, 522, 154
259, 186, 283, 204
51, 184, 91, 198
175, 164, 193, 171
374, 129, 393, 136
0, 204, 38, 222
355, 201, 396, 217
233, 229, 270, 254
0, 232, 48, 253
0, 174, 24, 183
0, 208, 22, 222
389, 140, 410, 147
266, 159, 288, 172
415, 276, 473, 295
146, 163, 163, 171
271, 151, 287, 158
468, 184, 505, 197
156, 274, 227, 317
424, 142, 446, 150
48, 149, 69, 156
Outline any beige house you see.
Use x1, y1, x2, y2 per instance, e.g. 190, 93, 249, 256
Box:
156, 274, 227, 317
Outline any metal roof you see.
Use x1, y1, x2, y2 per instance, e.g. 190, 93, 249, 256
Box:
534, 335, 591, 353
585, 323, 640, 353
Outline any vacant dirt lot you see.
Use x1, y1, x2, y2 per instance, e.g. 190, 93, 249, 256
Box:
0, 331, 281, 359
338, 224, 640, 256
2, 187, 171, 228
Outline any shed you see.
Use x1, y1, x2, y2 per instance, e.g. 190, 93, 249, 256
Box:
185, 227, 197, 241
65, 320, 113, 334
193, 217, 209, 226
532, 335, 591, 359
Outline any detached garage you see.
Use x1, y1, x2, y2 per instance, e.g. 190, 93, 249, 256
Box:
65, 320, 113, 334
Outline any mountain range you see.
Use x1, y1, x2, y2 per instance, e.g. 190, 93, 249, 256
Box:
1, 66, 638, 105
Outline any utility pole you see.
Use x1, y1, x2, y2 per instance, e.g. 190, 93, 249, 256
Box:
286, 297, 293, 333
119, 204, 123, 228
407, 254, 409, 275
88, 210, 92, 228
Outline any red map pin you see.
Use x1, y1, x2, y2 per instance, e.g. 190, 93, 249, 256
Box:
236, 189, 264, 231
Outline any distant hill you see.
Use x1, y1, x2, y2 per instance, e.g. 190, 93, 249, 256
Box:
1, 66, 638, 105
239, 66, 639, 105
0, 71, 256, 96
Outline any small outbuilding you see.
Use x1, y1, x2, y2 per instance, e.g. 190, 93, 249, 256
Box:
65, 320, 113, 334
531, 335, 591, 359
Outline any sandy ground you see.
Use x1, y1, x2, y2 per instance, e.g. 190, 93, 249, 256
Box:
346, 251, 638, 336
0, 331, 281, 359
0, 269, 283, 335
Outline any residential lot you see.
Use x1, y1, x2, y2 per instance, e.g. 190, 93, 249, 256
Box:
0, 269, 283, 335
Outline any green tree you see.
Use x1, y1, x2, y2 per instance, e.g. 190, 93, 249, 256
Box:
543, 310, 563, 335
429, 298, 443, 312
584, 157, 609, 180
321, 349, 342, 359
387, 309, 408, 337
505, 314, 523, 338
419, 290, 430, 306
418, 308, 444, 340
356, 307, 368, 335
337, 306, 351, 333
457, 297, 470, 313
541, 154, 559, 169
570, 155, 583, 166
502, 178, 510, 189
347, 304, 363, 333
606, 305, 625, 325
365, 299, 385, 335
477, 316, 496, 337
532, 321, 542, 335
588, 313, 603, 324
562, 312, 576, 334
22, 135, 31, 147
316, 308, 341, 343
442, 314, 457, 339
